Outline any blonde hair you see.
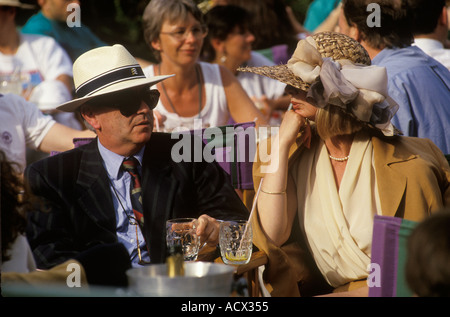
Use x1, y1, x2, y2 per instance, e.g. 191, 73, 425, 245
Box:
315, 105, 365, 140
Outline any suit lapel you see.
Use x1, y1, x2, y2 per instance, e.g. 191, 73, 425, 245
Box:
76, 139, 116, 232
373, 137, 416, 217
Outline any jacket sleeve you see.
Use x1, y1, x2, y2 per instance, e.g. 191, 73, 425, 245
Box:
24, 163, 81, 269
192, 155, 249, 221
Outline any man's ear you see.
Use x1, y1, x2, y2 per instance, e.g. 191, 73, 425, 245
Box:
80, 105, 100, 130
349, 25, 363, 43
439, 5, 448, 28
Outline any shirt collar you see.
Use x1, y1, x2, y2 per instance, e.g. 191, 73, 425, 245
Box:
413, 38, 444, 51
97, 139, 145, 180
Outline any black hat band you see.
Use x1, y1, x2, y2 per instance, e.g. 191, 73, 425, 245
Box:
75, 64, 146, 98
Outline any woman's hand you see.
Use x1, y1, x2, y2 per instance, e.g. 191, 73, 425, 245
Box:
278, 109, 307, 147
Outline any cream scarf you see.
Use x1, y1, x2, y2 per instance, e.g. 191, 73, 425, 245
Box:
293, 132, 381, 287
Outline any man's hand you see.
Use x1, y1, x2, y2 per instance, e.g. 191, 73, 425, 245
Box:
196, 214, 220, 246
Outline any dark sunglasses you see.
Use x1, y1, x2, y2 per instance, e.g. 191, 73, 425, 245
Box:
89, 88, 160, 117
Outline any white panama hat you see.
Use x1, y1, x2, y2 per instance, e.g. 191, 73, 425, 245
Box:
0, 0, 35, 9
57, 44, 173, 112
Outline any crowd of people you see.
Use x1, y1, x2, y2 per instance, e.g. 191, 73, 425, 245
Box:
1, 0, 450, 298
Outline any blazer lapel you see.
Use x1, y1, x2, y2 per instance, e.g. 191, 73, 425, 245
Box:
141, 134, 179, 262
372, 137, 416, 218
76, 140, 116, 232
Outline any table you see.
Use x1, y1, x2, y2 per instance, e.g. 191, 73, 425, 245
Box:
198, 245, 268, 297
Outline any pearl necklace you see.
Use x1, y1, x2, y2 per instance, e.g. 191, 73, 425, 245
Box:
328, 154, 349, 162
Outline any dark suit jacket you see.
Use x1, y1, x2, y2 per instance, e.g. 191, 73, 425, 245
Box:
25, 133, 249, 269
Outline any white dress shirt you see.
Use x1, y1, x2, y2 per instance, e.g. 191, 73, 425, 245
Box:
414, 38, 450, 71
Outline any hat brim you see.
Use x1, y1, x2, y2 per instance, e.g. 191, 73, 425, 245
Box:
238, 64, 310, 91
19, 4, 35, 9
238, 65, 402, 136
57, 74, 174, 112
4, 1, 36, 9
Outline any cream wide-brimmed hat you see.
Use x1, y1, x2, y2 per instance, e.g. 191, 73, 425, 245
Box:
0, 0, 35, 9
238, 32, 371, 92
239, 32, 400, 136
57, 44, 173, 112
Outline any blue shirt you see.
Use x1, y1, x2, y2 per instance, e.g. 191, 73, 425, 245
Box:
304, 0, 341, 32
21, 11, 106, 62
97, 140, 150, 267
372, 46, 450, 154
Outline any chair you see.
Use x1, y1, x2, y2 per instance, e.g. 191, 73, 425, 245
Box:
255, 44, 290, 65
73, 137, 94, 148
50, 137, 94, 156
189, 121, 256, 191
369, 215, 418, 297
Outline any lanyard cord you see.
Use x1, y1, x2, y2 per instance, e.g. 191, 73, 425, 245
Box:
107, 176, 150, 264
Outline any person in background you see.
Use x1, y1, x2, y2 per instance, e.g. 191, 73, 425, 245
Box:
224, 0, 300, 63
339, 0, 450, 155
21, 0, 106, 63
25, 44, 249, 270
0, 93, 95, 174
141, 0, 267, 132
405, 209, 450, 297
303, 0, 341, 33
21, 0, 152, 71
1, 149, 37, 274
0, 0, 80, 129
408, 0, 450, 70
239, 31, 450, 296
201, 4, 290, 121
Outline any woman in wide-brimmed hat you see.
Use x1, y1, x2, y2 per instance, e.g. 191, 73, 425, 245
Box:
241, 32, 450, 296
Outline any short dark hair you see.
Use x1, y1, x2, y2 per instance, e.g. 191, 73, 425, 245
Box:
406, 0, 446, 35
405, 210, 450, 297
201, 5, 251, 62
342, 0, 413, 49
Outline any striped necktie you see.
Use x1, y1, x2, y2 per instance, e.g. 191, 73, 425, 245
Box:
122, 157, 144, 226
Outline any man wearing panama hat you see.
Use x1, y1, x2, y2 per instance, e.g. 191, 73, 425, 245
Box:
24, 44, 248, 273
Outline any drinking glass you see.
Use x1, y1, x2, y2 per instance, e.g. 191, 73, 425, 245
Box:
219, 220, 252, 265
166, 218, 200, 261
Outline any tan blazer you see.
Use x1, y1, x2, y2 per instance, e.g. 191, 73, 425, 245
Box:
252, 133, 450, 296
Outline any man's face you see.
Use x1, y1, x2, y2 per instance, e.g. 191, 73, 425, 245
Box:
41, 0, 80, 22
81, 88, 160, 155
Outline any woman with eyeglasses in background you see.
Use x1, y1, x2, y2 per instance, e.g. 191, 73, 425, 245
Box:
142, 0, 267, 132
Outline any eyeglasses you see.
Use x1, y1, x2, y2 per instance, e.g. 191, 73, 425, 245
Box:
160, 25, 208, 42
89, 89, 160, 117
